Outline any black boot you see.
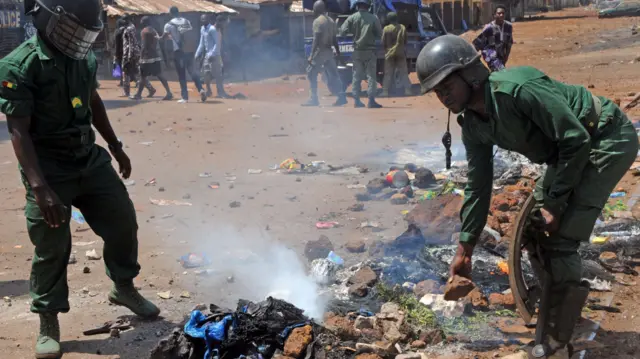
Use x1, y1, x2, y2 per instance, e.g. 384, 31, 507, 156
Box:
301, 96, 320, 107
333, 94, 347, 107
353, 97, 365, 108
368, 96, 382, 108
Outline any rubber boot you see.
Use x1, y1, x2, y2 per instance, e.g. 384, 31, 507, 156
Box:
301, 96, 320, 107
353, 97, 365, 108
108, 283, 161, 319
332, 94, 348, 107
367, 96, 382, 108
35, 313, 61, 359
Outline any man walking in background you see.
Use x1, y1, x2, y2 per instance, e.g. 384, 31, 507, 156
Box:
163, 6, 207, 103
122, 16, 154, 98
196, 14, 231, 99
340, 0, 382, 108
381, 12, 412, 97
113, 18, 126, 87
303, 0, 347, 107
132, 16, 173, 101
472, 5, 513, 72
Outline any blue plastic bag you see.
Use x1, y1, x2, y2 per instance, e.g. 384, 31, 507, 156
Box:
184, 310, 234, 359
112, 64, 122, 78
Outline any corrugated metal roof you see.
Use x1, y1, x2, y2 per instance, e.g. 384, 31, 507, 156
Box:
105, 0, 237, 16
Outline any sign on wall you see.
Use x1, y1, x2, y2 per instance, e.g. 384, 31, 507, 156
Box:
0, 9, 21, 28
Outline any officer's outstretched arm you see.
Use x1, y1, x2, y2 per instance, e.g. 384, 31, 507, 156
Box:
90, 89, 120, 149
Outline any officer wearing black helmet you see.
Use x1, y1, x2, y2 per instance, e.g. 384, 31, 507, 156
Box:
416, 34, 638, 358
0, 1, 160, 357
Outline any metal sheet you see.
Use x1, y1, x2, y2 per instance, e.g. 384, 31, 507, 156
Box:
105, 0, 237, 16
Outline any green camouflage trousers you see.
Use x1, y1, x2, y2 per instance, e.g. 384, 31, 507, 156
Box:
352, 50, 377, 98
24, 163, 140, 313
533, 97, 638, 307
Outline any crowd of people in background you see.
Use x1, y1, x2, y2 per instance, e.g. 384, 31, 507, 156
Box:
112, 6, 230, 104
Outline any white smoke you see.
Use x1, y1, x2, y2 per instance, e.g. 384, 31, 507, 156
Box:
192, 225, 326, 320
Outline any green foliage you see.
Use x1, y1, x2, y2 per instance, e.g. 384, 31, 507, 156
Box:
375, 283, 437, 328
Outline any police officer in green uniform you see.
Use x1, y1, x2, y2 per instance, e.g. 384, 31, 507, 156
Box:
0, 1, 160, 358
416, 35, 638, 358
339, 0, 383, 108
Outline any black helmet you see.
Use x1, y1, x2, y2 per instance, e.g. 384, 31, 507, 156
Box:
416, 34, 487, 93
26, 0, 103, 60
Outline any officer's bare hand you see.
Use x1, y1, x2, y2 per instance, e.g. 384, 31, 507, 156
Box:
112, 149, 132, 179
449, 242, 474, 280
540, 208, 560, 233
33, 186, 67, 228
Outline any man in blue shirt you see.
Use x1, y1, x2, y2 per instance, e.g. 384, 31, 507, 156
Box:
196, 14, 230, 98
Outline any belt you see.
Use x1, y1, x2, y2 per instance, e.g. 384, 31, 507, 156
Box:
34, 131, 95, 149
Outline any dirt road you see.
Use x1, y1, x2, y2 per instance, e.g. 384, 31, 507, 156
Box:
0, 8, 639, 359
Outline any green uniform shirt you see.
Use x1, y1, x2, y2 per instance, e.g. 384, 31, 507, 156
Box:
459, 66, 597, 245
311, 14, 337, 61
0, 34, 109, 183
339, 10, 382, 52
382, 23, 406, 59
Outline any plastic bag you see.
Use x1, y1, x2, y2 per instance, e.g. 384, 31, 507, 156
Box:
112, 64, 122, 78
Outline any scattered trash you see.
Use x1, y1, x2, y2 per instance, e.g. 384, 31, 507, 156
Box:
199, 172, 213, 178
73, 241, 96, 247
585, 277, 612, 291
71, 209, 86, 225
229, 201, 241, 208
587, 304, 621, 313
150, 198, 193, 206
3, 296, 11, 303
310, 258, 340, 285
195, 269, 216, 276
157, 291, 173, 300
208, 182, 220, 189
13, 245, 22, 249
610, 192, 626, 198
419, 293, 466, 317
68, 254, 77, 264
386, 170, 410, 188
359, 221, 381, 229
251, 114, 260, 119
85, 249, 101, 260
180, 291, 191, 299
179, 253, 211, 269
145, 178, 157, 186
347, 184, 367, 189
248, 169, 263, 174
123, 179, 136, 186
327, 251, 344, 266
83, 319, 131, 336
590, 236, 610, 244
316, 221, 339, 229
139, 141, 154, 146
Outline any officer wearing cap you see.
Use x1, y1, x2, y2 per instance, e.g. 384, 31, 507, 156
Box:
416, 34, 638, 359
0, 1, 160, 357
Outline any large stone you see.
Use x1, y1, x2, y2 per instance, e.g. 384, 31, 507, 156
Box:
404, 194, 464, 244
443, 275, 476, 301
354, 316, 375, 330
355, 341, 395, 354
304, 235, 334, 261
390, 193, 409, 205
355, 354, 384, 359
367, 178, 387, 194
324, 313, 359, 340
395, 354, 421, 359
410, 340, 426, 349
466, 288, 489, 309
284, 325, 313, 358
346, 239, 366, 253
348, 266, 378, 287
413, 168, 436, 189
413, 279, 441, 297
376, 303, 406, 343
419, 328, 445, 345
349, 283, 369, 297
488, 293, 516, 310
